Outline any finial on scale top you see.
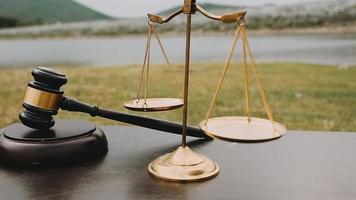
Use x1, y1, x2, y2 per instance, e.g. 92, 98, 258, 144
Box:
148, 0, 246, 24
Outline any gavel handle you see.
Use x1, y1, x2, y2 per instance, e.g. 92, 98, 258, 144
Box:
60, 97, 211, 140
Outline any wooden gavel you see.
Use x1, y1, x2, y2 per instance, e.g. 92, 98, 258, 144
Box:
19, 67, 211, 139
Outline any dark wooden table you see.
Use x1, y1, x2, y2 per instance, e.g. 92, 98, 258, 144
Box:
0, 126, 356, 200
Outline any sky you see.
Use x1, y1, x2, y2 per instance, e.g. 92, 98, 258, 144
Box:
74, 0, 316, 18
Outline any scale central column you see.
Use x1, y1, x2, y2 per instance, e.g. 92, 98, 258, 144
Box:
182, 13, 192, 147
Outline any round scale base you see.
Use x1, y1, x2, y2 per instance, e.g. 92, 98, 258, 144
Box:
200, 116, 287, 142
0, 119, 108, 166
123, 98, 183, 112
148, 146, 219, 182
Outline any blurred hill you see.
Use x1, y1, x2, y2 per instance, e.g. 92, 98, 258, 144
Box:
0, 0, 111, 27
0, 0, 355, 37
158, 1, 356, 29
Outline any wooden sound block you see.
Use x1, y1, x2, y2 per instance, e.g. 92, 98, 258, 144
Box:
0, 119, 108, 166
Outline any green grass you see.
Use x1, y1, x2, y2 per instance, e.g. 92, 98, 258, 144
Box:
0, 62, 355, 132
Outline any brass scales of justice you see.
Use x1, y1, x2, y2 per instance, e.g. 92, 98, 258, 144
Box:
123, 0, 287, 182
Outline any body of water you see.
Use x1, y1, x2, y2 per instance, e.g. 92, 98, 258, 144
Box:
0, 34, 355, 67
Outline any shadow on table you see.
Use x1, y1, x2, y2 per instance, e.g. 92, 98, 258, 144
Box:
0, 155, 106, 200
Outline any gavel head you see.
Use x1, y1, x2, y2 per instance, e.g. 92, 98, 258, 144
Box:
19, 67, 67, 129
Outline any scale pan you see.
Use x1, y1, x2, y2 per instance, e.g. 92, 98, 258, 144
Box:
123, 98, 183, 112
200, 116, 287, 142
